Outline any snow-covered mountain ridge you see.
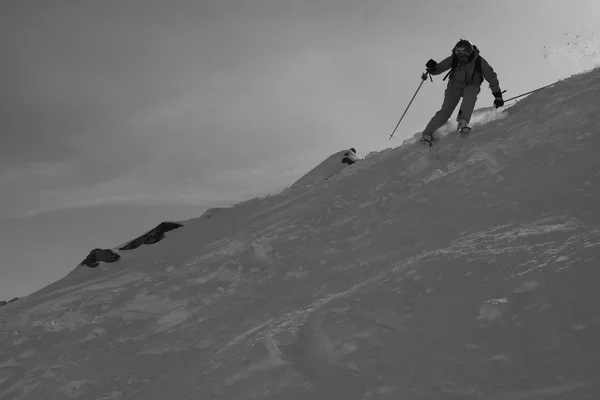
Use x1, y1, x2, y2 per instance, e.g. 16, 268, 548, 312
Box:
1, 68, 600, 399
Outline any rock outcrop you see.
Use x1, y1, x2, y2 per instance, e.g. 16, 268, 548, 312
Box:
0, 297, 19, 307
118, 221, 183, 251
80, 248, 121, 268
76, 221, 184, 270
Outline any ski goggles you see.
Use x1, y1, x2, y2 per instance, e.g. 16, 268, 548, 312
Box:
454, 42, 473, 59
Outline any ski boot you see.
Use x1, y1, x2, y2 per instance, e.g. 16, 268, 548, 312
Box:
421, 133, 434, 147
457, 119, 471, 135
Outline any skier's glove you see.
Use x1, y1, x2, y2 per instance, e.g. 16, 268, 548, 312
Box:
492, 92, 504, 108
425, 59, 437, 74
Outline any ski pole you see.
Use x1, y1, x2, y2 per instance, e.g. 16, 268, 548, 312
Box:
503, 82, 555, 103
389, 72, 431, 140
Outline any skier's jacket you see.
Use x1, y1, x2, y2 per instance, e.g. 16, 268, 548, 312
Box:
428, 46, 501, 94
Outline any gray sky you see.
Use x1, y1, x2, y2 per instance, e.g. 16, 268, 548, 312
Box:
2, 0, 600, 299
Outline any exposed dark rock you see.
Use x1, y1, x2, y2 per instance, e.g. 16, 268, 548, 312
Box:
118, 221, 183, 251
0, 297, 19, 307
80, 248, 121, 268
74, 221, 182, 272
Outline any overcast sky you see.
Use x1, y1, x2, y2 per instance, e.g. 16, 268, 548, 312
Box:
2, 0, 600, 300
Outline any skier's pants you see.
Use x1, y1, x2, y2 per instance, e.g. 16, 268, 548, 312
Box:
422, 85, 480, 136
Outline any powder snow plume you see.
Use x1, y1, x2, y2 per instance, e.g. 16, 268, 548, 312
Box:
542, 28, 600, 78
401, 106, 508, 147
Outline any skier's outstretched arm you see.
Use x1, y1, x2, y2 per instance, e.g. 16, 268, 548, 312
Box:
426, 56, 453, 76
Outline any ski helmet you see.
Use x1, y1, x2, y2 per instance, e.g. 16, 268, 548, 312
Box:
453, 39, 473, 60
350, 148, 356, 153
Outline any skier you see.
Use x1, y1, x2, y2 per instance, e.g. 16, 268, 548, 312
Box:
341, 148, 360, 165
420, 39, 504, 146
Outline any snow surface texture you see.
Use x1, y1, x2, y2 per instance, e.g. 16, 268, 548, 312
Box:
290, 149, 352, 189
2, 68, 600, 400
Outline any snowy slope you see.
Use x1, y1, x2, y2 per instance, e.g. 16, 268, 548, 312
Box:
1, 68, 600, 399
290, 149, 353, 189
